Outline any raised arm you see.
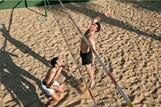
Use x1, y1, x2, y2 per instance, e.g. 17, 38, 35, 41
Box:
45, 68, 57, 88
90, 15, 103, 27
53, 67, 63, 80
51, 61, 69, 82
90, 11, 112, 26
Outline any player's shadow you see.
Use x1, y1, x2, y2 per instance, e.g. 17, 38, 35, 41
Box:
116, 0, 161, 12
0, 45, 44, 106
44, 2, 161, 42
1, 24, 50, 67
0, 16, 49, 107
64, 3, 161, 41
62, 70, 86, 94
2, 0, 50, 67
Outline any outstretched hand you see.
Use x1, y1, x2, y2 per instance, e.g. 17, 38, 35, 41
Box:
93, 11, 112, 23
104, 11, 112, 17
93, 15, 103, 23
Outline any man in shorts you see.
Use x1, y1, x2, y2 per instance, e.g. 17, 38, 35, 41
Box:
80, 12, 111, 88
41, 57, 64, 102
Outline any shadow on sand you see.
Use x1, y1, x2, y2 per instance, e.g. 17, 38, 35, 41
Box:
0, 38, 44, 106
64, 3, 161, 41
0, 2, 50, 106
36, 1, 161, 42
116, 0, 161, 12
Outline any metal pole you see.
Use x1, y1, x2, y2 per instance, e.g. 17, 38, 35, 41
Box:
44, 0, 48, 17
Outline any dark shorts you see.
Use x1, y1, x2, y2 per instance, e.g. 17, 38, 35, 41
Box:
80, 50, 93, 65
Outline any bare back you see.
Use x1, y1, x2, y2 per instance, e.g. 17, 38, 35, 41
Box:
44, 67, 57, 86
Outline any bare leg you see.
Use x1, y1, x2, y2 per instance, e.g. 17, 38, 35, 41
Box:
45, 98, 53, 106
86, 64, 95, 88
54, 85, 64, 93
45, 93, 60, 106
51, 92, 60, 102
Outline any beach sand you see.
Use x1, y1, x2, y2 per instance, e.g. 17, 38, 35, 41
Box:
0, 0, 161, 107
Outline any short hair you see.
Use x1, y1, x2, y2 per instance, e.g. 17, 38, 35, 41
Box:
95, 22, 101, 32
50, 57, 58, 67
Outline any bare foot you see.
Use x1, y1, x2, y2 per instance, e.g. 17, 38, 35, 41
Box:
90, 81, 95, 89
45, 99, 56, 107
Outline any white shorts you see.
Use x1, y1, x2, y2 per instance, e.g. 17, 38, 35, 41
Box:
41, 80, 60, 96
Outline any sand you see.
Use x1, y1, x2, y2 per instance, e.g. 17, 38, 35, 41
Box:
0, 0, 161, 107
